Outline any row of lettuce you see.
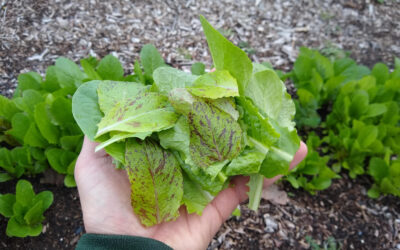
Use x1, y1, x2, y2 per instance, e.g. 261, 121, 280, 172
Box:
285, 48, 400, 198
0, 45, 398, 237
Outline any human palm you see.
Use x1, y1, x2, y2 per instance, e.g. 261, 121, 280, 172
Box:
75, 137, 307, 250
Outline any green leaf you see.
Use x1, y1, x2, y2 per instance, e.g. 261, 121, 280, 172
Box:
11, 147, 32, 170
236, 97, 279, 153
0, 147, 13, 170
362, 103, 387, 119
55, 57, 85, 91
225, 148, 265, 176
175, 152, 226, 195
125, 139, 183, 226
349, 90, 369, 119
182, 172, 212, 215
64, 175, 76, 187
96, 55, 124, 80
16, 72, 42, 93
45, 148, 77, 174
340, 64, 370, 82
293, 50, 314, 81
169, 89, 242, 168
153, 67, 198, 95
96, 91, 178, 137
334, 58, 356, 76
0, 194, 16, 217
380, 177, 399, 196
260, 123, 300, 178
285, 175, 299, 189
24, 200, 44, 226
200, 16, 252, 94
23, 124, 48, 148
60, 135, 83, 152
66, 158, 76, 175
232, 207, 241, 217
13, 89, 44, 116
203, 160, 229, 181
104, 142, 126, 165
80, 58, 102, 80
369, 157, 389, 182
134, 60, 146, 84
42, 66, 61, 92
395, 57, 400, 70
245, 68, 295, 130
97, 81, 147, 114
0, 173, 14, 182
16, 180, 35, 207
191, 62, 206, 75
72, 81, 103, 140
356, 125, 378, 148
50, 96, 75, 126
6, 217, 42, 237
95, 131, 151, 152
32, 190, 53, 211
315, 53, 334, 80
187, 70, 239, 99
247, 174, 264, 210
212, 98, 240, 120
367, 185, 381, 199
6, 113, 31, 143
34, 102, 60, 144
0, 96, 20, 121
372, 62, 389, 85
310, 177, 332, 190
159, 116, 190, 157
140, 44, 165, 80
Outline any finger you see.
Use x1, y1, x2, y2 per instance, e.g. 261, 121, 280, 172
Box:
290, 141, 308, 168
263, 141, 307, 187
201, 175, 248, 231
79, 136, 108, 158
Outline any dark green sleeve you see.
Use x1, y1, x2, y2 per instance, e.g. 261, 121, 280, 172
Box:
75, 234, 173, 250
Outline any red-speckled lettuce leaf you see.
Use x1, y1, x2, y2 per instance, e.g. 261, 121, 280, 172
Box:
96, 91, 178, 137
169, 88, 242, 168
125, 138, 183, 226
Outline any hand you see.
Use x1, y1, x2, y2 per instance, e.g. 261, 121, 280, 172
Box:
75, 137, 307, 250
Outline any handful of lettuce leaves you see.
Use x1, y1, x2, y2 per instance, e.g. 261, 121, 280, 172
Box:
72, 16, 300, 226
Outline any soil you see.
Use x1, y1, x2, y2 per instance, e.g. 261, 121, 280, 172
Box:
1, 0, 400, 249
211, 174, 400, 249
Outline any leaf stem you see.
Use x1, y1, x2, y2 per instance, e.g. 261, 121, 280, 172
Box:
247, 174, 264, 210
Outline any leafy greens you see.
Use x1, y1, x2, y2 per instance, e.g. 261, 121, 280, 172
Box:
72, 16, 300, 226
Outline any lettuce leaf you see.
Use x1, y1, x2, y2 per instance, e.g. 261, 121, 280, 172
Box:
187, 70, 239, 99
72, 81, 103, 141
96, 92, 178, 137
125, 139, 183, 226
200, 16, 252, 94
153, 67, 198, 95
182, 172, 213, 215
169, 88, 242, 168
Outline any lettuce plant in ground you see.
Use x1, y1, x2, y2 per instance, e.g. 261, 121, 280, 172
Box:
0, 180, 53, 237
0, 59, 84, 186
72, 16, 300, 226
0, 43, 164, 187
288, 47, 400, 197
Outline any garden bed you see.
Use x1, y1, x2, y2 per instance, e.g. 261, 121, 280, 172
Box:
1, 0, 399, 249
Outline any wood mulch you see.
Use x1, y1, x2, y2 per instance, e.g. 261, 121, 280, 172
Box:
1, 0, 399, 249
